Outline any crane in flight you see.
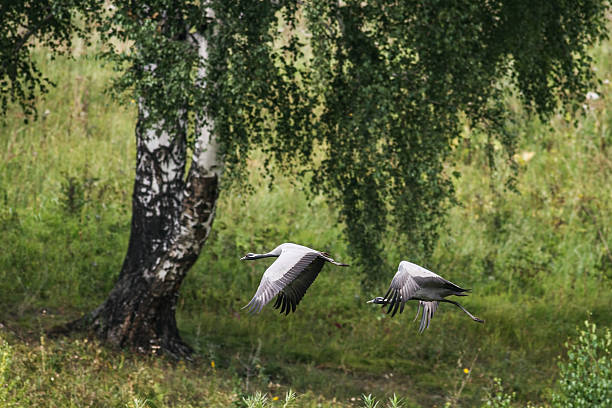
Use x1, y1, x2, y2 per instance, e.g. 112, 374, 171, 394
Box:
242, 243, 349, 314
368, 261, 484, 332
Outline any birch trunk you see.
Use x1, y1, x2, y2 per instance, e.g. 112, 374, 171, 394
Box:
68, 31, 221, 358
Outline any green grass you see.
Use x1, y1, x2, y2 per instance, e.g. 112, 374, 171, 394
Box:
1, 37, 612, 407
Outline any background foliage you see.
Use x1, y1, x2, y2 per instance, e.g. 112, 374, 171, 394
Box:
0, 0, 102, 118
3, 0, 610, 281
1, 27, 612, 405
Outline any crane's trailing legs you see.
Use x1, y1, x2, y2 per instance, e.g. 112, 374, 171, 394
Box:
440, 299, 484, 323
369, 261, 485, 332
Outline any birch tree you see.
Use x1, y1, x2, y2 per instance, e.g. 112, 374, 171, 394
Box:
2, 0, 609, 356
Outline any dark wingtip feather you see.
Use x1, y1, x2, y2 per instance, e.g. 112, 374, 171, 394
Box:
384, 292, 393, 314
273, 296, 282, 309
381, 288, 392, 310
391, 299, 400, 317
386, 291, 399, 315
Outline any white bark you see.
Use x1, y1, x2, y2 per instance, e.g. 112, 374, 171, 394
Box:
152, 26, 222, 283
191, 29, 223, 178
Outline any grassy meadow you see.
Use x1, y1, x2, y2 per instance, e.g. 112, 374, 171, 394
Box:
1, 36, 612, 407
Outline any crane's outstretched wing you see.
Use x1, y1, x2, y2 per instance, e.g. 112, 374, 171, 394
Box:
382, 261, 460, 317
382, 262, 425, 316
273, 251, 349, 314
244, 251, 323, 314
273, 255, 326, 314
401, 261, 469, 293
414, 301, 439, 333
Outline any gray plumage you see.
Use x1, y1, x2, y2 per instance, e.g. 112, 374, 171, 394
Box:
368, 261, 484, 332
242, 243, 349, 314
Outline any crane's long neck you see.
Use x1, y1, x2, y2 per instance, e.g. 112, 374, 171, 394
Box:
367, 297, 390, 304
249, 253, 279, 260
243, 246, 283, 260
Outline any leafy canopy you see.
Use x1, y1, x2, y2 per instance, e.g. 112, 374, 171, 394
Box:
0, 0, 102, 120
208, 0, 609, 279
2, 0, 609, 281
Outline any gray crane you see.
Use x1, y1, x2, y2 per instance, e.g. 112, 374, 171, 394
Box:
242, 243, 349, 314
368, 261, 484, 332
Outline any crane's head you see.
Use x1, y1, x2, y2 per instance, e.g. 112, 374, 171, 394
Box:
367, 297, 387, 305
240, 252, 257, 261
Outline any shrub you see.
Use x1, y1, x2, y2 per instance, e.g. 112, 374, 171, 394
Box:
361, 393, 407, 408
242, 390, 298, 408
482, 377, 514, 408
552, 320, 611, 408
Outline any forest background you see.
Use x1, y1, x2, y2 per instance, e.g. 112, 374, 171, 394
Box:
1, 4, 612, 408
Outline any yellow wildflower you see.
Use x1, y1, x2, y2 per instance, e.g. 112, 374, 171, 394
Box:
463, 368, 470, 374
273, 396, 279, 401
211, 361, 215, 369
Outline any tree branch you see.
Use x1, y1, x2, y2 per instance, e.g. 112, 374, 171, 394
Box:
14, 10, 54, 53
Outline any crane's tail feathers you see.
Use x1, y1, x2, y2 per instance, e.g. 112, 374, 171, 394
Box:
451, 287, 471, 296
319, 252, 349, 266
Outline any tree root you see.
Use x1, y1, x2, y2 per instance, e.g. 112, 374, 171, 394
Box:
47, 306, 193, 360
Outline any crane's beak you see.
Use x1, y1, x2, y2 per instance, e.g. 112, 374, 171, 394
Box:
240, 256, 247, 261
366, 298, 376, 304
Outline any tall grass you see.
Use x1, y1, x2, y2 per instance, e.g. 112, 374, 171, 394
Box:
1, 37, 611, 407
